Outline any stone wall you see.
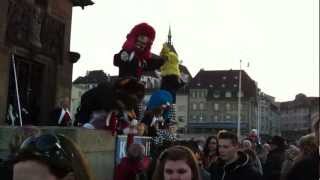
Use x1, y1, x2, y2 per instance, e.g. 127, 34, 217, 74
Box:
0, 126, 116, 180
0, 0, 75, 125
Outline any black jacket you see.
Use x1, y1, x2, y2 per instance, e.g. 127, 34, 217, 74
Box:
263, 147, 285, 180
209, 151, 262, 180
285, 154, 320, 180
114, 50, 164, 80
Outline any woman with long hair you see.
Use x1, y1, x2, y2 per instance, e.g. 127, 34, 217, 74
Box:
152, 145, 201, 180
202, 136, 219, 169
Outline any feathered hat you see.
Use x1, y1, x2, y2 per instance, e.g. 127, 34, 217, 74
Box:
122, 22, 156, 60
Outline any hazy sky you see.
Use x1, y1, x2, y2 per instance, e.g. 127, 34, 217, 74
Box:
71, 0, 319, 102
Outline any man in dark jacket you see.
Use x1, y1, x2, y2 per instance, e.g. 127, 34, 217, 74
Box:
263, 135, 286, 180
209, 131, 262, 180
285, 113, 320, 180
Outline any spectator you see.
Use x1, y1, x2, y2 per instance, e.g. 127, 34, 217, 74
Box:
12, 133, 94, 180
152, 145, 201, 180
114, 143, 150, 180
263, 135, 286, 180
203, 136, 219, 169
280, 145, 300, 180
0, 126, 40, 180
184, 141, 211, 180
285, 134, 319, 180
209, 131, 262, 180
51, 97, 72, 126
257, 143, 271, 165
241, 139, 263, 175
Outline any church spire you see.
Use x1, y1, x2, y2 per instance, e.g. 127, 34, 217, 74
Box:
168, 26, 172, 45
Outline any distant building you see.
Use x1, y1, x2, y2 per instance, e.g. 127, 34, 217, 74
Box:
188, 69, 258, 135
280, 94, 320, 141
258, 92, 281, 140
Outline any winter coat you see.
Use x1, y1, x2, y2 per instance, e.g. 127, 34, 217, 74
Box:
263, 147, 286, 180
114, 156, 150, 180
285, 154, 319, 180
209, 151, 262, 180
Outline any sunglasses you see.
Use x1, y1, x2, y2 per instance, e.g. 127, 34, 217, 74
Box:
17, 134, 73, 172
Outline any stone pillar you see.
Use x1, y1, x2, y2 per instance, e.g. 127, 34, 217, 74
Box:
0, 0, 9, 125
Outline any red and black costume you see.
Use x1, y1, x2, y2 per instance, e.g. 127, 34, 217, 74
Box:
114, 23, 164, 80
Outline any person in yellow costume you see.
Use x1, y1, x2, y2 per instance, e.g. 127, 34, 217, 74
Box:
159, 43, 185, 125
160, 42, 183, 103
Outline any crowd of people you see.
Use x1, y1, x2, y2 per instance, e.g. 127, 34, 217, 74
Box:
0, 116, 318, 180
1, 22, 319, 180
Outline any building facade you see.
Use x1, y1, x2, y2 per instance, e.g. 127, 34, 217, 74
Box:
188, 70, 258, 135
258, 92, 281, 139
280, 94, 320, 141
0, 0, 92, 125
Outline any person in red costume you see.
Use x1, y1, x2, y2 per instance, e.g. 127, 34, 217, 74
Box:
114, 22, 165, 80
114, 143, 150, 180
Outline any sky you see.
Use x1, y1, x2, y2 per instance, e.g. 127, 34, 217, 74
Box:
70, 0, 319, 102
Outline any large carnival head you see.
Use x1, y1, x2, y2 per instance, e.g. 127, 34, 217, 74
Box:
160, 43, 179, 64
160, 43, 171, 58
113, 78, 145, 111
122, 22, 156, 59
147, 90, 173, 117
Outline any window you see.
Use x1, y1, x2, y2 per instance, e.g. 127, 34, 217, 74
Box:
222, 76, 227, 80
234, 76, 238, 79
199, 115, 203, 122
233, 84, 238, 87
178, 116, 185, 122
225, 91, 232, 98
221, 84, 226, 88
214, 92, 220, 98
178, 105, 186, 112
226, 103, 231, 111
200, 103, 204, 110
214, 103, 219, 111
226, 115, 231, 120
237, 92, 244, 97
192, 103, 197, 110
192, 91, 196, 98
214, 115, 218, 121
